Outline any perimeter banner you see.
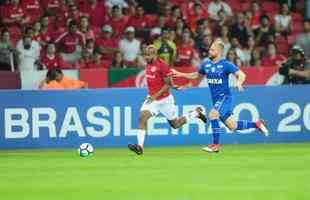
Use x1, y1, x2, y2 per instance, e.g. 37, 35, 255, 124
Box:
0, 85, 309, 149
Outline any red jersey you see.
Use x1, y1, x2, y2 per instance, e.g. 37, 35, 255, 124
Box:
95, 37, 119, 60
106, 16, 128, 36
261, 55, 286, 67
41, 54, 66, 69
22, 0, 42, 23
55, 31, 85, 53
2, 4, 27, 23
39, 30, 53, 43
79, 2, 107, 27
127, 15, 150, 30
42, 0, 62, 14
145, 58, 172, 100
175, 44, 195, 67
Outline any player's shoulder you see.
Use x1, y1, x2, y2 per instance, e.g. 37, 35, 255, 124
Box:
155, 58, 169, 67
200, 58, 212, 66
220, 59, 238, 67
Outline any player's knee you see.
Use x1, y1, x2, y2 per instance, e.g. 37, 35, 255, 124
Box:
208, 110, 219, 120
139, 112, 151, 125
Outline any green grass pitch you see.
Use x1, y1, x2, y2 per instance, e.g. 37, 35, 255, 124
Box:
0, 143, 310, 200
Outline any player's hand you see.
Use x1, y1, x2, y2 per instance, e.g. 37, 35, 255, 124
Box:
146, 96, 155, 104
236, 82, 244, 91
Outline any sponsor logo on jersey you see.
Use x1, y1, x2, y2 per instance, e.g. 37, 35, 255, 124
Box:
207, 78, 223, 84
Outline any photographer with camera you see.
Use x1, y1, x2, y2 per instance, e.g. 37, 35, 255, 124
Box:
279, 45, 310, 84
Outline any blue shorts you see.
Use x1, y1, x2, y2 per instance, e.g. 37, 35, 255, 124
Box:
213, 96, 233, 122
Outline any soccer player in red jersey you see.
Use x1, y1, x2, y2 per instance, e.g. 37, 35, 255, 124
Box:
128, 45, 207, 155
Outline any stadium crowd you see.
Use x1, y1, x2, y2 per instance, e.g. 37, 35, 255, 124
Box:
0, 0, 309, 82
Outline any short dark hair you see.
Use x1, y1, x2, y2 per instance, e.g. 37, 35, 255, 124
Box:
260, 14, 269, 22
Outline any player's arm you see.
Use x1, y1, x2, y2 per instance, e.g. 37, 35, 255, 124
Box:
234, 69, 246, 91
172, 69, 203, 80
147, 77, 172, 102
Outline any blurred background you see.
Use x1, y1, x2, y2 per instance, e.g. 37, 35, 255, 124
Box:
0, 0, 309, 89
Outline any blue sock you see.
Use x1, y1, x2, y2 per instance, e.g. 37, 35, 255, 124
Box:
236, 121, 257, 130
211, 119, 221, 144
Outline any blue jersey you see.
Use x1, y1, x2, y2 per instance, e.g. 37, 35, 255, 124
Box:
198, 58, 239, 101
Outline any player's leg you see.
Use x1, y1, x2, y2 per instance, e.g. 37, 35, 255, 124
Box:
224, 116, 269, 136
159, 95, 207, 129
128, 99, 158, 155
202, 108, 222, 153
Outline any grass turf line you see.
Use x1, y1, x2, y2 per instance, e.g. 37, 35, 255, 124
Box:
0, 143, 309, 200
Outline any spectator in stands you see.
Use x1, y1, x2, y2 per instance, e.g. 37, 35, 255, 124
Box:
85, 39, 95, 54
39, 15, 53, 46
32, 21, 43, 45
219, 25, 231, 57
154, 28, 176, 65
212, 9, 229, 36
250, 47, 262, 67
106, 5, 129, 37
40, 43, 66, 70
274, 3, 292, 36
207, 0, 233, 21
119, 26, 141, 67
234, 57, 243, 68
174, 18, 187, 42
230, 12, 251, 47
226, 48, 237, 63
91, 49, 106, 69
296, 20, 310, 59
55, 20, 85, 64
167, 5, 183, 29
155, 14, 168, 30
195, 31, 212, 59
242, 36, 256, 66
279, 45, 310, 84
64, 4, 82, 25
105, 0, 128, 10
95, 25, 119, 62
41, 68, 88, 89
254, 15, 276, 47
231, 37, 247, 65
75, 48, 93, 68
188, 3, 208, 33
2, 0, 30, 26
79, 0, 107, 28
261, 42, 287, 67
127, 5, 150, 37
16, 35, 41, 71
22, 0, 42, 24
194, 19, 212, 38
79, 16, 96, 40
250, 1, 261, 29
175, 31, 197, 67
110, 51, 126, 68
42, 0, 63, 16
0, 29, 15, 70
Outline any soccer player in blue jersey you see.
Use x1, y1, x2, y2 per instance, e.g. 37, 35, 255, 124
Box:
172, 39, 269, 152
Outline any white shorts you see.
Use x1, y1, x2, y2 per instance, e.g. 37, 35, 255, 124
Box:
140, 94, 177, 121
